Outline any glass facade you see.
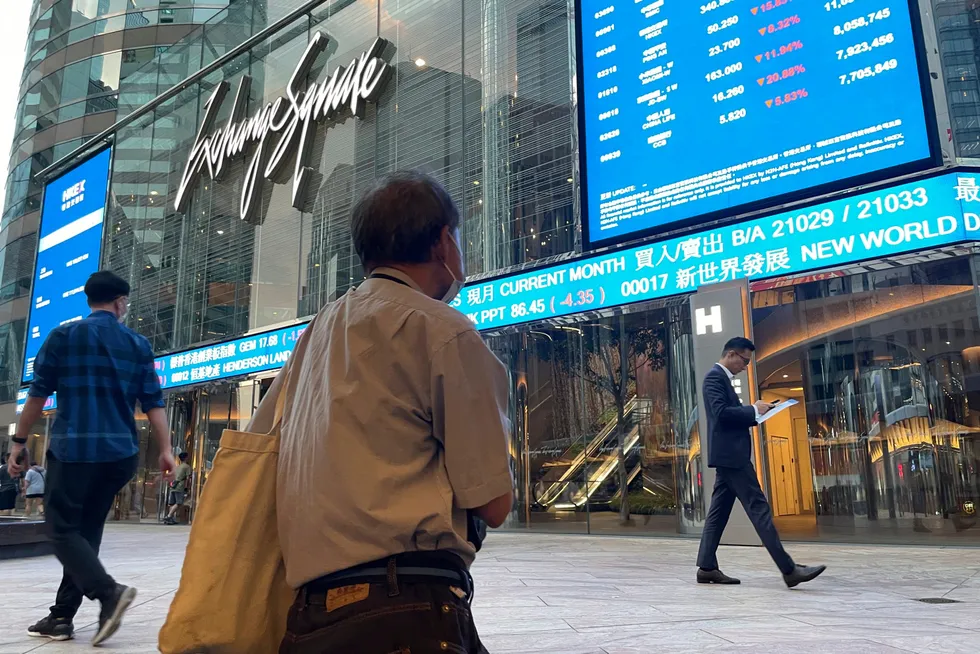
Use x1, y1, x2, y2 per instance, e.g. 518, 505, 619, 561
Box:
484, 300, 703, 536
754, 254, 980, 543
0, 1, 236, 410
6, 0, 980, 545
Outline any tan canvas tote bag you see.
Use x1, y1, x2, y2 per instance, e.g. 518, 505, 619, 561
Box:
159, 318, 314, 653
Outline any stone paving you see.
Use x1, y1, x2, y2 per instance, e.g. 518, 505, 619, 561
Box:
1, 524, 978, 653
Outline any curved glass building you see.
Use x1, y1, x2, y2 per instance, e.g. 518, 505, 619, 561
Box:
0, 0, 237, 418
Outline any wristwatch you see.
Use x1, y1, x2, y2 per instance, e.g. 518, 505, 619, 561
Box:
11, 436, 27, 444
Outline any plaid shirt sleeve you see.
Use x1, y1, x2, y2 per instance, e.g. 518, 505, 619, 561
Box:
137, 339, 165, 412
28, 328, 64, 398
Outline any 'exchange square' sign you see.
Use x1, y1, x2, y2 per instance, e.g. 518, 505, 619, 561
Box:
175, 32, 393, 223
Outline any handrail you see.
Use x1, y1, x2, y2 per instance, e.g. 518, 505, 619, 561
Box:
36, 0, 352, 182
535, 398, 640, 507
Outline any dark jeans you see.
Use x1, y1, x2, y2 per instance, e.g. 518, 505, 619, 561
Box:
280, 561, 488, 654
697, 464, 795, 575
45, 452, 138, 619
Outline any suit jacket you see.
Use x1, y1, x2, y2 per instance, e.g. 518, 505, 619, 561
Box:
703, 364, 757, 469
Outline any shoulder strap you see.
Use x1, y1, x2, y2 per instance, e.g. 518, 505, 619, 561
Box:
369, 272, 411, 288
270, 311, 321, 432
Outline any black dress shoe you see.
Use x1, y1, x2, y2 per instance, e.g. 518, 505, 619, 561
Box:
783, 564, 827, 588
697, 568, 741, 584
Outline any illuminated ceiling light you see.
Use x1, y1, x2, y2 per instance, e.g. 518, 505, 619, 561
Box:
473, 180, 480, 185
567, 178, 573, 183
783, 374, 789, 378
150, 190, 158, 195
415, 58, 426, 67
217, 230, 224, 235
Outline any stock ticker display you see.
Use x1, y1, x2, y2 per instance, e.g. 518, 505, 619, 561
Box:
451, 172, 980, 330
18, 322, 307, 413
154, 323, 308, 390
19, 171, 980, 409
579, 0, 933, 246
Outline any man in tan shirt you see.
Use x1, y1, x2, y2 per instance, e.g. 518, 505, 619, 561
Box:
278, 172, 514, 654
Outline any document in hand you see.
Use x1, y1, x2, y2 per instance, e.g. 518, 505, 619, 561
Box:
757, 399, 799, 425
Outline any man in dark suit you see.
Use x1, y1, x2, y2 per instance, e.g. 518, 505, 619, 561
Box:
696, 337, 826, 588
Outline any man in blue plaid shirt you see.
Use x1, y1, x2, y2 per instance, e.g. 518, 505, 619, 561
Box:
7, 271, 175, 645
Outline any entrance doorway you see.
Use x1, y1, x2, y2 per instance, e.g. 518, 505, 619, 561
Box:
759, 359, 815, 532
187, 380, 267, 521
111, 377, 274, 524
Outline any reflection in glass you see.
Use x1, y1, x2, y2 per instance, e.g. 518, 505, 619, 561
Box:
486, 301, 700, 535
755, 256, 980, 543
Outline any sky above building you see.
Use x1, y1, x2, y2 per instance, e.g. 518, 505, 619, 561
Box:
0, 1, 32, 204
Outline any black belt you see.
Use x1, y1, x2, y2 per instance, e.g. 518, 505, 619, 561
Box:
302, 551, 474, 605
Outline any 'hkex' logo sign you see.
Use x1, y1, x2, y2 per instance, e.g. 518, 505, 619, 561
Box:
61, 180, 86, 211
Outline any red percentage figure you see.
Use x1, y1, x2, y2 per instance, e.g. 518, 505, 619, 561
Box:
766, 88, 808, 108
760, 14, 801, 35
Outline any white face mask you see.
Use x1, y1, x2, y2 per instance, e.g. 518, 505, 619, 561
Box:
441, 238, 465, 304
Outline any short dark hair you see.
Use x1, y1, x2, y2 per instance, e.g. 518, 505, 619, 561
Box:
351, 171, 461, 268
723, 337, 755, 353
84, 271, 130, 305
178, 452, 189, 462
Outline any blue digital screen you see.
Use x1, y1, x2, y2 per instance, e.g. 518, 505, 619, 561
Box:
156, 322, 308, 391
23, 148, 112, 383
579, 0, 934, 247
452, 172, 980, 330
23, 172, 980, 406
16, 388, 56, 415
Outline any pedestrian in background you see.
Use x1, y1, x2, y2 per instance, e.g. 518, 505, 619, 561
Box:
6, 271, 175, 644
24, 463, 45, 517
164, 452, 191, 525
0, 459, 20, 515
277, 172, 514, 653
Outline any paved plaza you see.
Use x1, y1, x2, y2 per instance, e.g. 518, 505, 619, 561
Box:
0, 525, 978, 653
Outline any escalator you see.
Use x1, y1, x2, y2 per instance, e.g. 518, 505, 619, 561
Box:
535, 397, 641, 509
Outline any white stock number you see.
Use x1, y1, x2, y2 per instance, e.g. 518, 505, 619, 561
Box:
857, 188, 928, 218
511, 299, 546, 318
772, 208, 834, 238
622, 275, 669, 297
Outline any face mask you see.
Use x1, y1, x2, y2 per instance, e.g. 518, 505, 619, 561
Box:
116, 297, 129, 323
441, 238, 465, 304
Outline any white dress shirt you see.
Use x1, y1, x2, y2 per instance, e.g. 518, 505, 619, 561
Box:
715, 362, 761, 421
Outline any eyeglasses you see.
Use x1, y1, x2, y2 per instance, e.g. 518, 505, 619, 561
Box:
731, 351, 752, 365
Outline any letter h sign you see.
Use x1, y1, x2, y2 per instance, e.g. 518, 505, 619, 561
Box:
695, 305, 723, 336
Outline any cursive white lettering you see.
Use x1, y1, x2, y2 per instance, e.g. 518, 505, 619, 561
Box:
175, 32, 393, 223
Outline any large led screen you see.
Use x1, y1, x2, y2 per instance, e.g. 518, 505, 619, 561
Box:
23, 148, 112, 383
578, 0, 936, 248
453, 171, 980, 331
